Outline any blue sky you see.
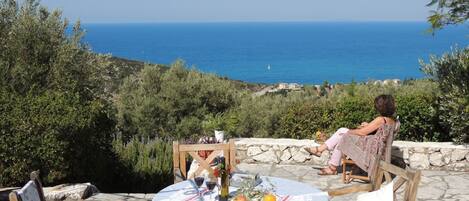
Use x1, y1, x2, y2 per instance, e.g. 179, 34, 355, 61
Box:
41, 0, 433, 23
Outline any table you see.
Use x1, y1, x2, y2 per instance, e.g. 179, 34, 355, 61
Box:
153, 176, 329, 201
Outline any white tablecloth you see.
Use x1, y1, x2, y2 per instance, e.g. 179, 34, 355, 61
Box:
153, 176, 329, 201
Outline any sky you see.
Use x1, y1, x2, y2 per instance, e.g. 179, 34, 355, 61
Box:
41, 0, 434, 23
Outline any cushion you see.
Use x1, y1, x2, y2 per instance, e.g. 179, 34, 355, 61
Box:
18, 181, 41, 201
357, 181, 393, 201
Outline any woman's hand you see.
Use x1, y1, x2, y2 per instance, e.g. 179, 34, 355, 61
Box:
358, 122, 369, 128
349, 118, 383, 136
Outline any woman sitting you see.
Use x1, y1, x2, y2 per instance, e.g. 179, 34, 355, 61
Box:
304, 94, 396, 175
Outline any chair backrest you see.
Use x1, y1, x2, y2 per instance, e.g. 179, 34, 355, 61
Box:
329, 160, 421, 201
9, 171, 46, 201
173, 139, 236, 183
371, 160, 421, 201
384, 117, 401, 163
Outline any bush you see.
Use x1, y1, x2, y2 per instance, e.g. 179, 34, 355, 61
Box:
110, 137, 173, 193
0, 90, 116, 187
116, 60, 241, 140
421, 48, 469, 143
279, 99, 333, 139
394, 81, 445, 141
330, 96, 375, 130
0, 0, 115, 187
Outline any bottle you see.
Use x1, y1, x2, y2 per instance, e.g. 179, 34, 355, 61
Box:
219, 156, 229, 201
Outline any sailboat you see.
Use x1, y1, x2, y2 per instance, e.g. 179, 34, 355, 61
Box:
267, 64, 271, 70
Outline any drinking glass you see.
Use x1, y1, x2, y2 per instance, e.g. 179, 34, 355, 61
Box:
194, 177, 204, 196
205, 177, 218, 200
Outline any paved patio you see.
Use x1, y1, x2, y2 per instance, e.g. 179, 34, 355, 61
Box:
86, 163, 469, 201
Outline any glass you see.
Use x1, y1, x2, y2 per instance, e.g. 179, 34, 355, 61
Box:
194, 177, 204, 188
205, 177, 218, 200
194, 177, 204, 197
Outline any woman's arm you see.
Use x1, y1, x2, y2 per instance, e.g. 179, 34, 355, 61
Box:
348, 117, 384, 136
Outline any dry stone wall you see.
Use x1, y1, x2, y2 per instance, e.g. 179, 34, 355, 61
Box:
235, 138, 469, 171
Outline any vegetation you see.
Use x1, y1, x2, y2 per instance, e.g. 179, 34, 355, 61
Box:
115, 60, 240, 140
421, 48, 469, 143
1, 0, 468, 194
111, 137, 173, 192
427, 0, 469, 32
0, 0, 116, 187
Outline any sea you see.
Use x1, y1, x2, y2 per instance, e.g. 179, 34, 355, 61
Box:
81, 22, 468, 84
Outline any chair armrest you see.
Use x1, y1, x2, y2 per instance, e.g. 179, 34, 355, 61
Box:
328, 184, 372, 197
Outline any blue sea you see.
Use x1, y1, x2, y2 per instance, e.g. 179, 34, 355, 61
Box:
82, 22, 468, 84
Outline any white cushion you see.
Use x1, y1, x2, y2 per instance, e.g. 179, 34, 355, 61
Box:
18, 181, 41, 201
357, 181, 393, 201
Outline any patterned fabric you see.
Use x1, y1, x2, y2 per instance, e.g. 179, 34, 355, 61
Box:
18, 181, 41, 201
337, 122, 398, 178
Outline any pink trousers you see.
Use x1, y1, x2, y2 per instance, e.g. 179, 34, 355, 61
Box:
324, 127, 349, 166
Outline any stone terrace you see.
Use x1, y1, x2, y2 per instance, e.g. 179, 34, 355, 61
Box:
86, 163, 469, 201
86, 138, 469, 200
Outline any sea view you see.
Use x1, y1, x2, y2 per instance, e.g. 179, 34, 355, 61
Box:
4, 0, 469, 200
82, 22, 467, 84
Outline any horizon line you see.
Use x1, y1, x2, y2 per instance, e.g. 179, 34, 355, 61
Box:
80, 19, 430, 25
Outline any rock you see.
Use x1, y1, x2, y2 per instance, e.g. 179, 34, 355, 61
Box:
466, 152, 469, 162
429, 152, 445, 167
247, 146, 263, 156
237, 150, 247, 160
413, 147, 426, 153
448, 162, 469, 171
278, 145, 289, 151
409, 153, 430, 169
260, 145, 270, 151
252, 148, 279, 163
44, 183, 99, 201
451, 149, 469, 162
280, 150, 292, 161
310, 150, 329, 166
290, 147, 310, 163
402, 148, 409, 160
428, 147, 440, 153
440, 148, 452, 164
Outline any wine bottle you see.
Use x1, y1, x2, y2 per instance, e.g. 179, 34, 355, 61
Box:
219, 157, 229, 201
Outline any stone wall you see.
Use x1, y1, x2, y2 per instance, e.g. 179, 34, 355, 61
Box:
235, 138, 469, 171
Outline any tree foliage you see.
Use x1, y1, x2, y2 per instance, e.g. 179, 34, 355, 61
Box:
0, 0, 116, 187
421, 48, 469, 143
427, 0, 469, 32
116, 60, 240, 140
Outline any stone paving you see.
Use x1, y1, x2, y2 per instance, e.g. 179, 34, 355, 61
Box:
237, 163, 469, 201
86, 163, 469, 201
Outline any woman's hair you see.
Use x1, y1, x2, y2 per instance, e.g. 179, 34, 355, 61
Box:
374, 94, 396, 117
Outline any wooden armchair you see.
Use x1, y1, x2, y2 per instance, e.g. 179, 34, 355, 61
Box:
173, 139, 236, 183
342, 119, 401, 183
329, 160, 421, 201
9, 171, 46, 201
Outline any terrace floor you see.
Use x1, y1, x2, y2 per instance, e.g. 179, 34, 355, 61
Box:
86, 163, 469, 201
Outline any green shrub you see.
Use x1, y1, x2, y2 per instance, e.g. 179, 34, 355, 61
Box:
0, 90, 116, 187
394, 81, 445, 141
330, 96, 375, 130
110, 137, 173, 193
421, 48, 469, 143
0, 0, 116, 188
116, 60, 241, 140
279, 99, 333, 139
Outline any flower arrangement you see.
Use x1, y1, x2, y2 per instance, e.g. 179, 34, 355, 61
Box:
231, 177, 277, 201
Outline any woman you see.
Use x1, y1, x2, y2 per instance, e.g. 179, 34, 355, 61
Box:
304, 94, 396, 175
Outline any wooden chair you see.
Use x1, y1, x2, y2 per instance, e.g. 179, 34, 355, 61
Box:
9, 171, 46, 201
173, 139, 236, 183
329, 160, 421, 201
342, 118, 401, 183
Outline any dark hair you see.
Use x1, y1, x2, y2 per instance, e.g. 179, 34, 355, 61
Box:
374, 94, 396, 117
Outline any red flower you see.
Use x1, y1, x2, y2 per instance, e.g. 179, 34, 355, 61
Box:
213, 167, 220, 177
